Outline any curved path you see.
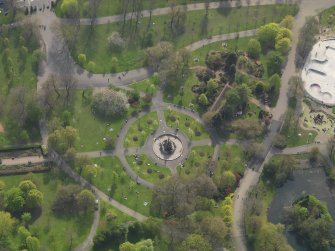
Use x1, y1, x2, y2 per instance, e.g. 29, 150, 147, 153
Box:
232, 1, 335, 251
75, 0, 290, 26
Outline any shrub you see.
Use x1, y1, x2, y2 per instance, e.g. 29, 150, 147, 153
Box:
159, 174, 165, 179
169, 115, 176, 122
107, 32, 124, 51
147, 168, 153, 174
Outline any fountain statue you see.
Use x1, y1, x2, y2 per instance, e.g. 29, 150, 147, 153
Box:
159, 137, 176, 155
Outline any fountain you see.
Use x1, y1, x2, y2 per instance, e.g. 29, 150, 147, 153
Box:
153, 134, 183, 161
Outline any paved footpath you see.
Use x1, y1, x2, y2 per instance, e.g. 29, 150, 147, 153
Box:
76, 0, 292, 25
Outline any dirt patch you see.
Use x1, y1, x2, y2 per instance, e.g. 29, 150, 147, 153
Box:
0, 123, 4, 133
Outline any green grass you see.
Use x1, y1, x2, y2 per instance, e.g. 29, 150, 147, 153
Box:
130, 77, 158, 94
178, 145, 214, 177
72, 4, 297, 73
56, 0, 217, 18
72, 91, 143, 152
124, 112, 159, 148
0, 170, 93, 251
281, 125, 317, 147
320, 6, 335, 26
125, 154, 171, 184
218, 144, 247, 173
96, 200, 134, 233
164, 109, 209, 140
83, 156, 153, 216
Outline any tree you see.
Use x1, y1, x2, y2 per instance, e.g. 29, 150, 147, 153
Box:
195, 67, 214, 83
77, 189, 95, 213
310, 146, 319, 162
21, 212, 32, 226
5, 187, 25, 213
18, 226, 31, 246
107, 32, 125, 51
87, 61, 96, 72
48, 126, 79, 154
92, 88, 129, 117
60, 0, 79, 18
119, 239, 154, 251
111, 56, 118, 72
19, 180, 36, 195
0, 211, 15, 241
268, 73, 281, 106
280, 15, 294, 29
26, 236, 40, 251
275, 37, 291, 54
273, 134, 287, 149
263, 156, 296, 187
276, 28, 293, 42
267, 51, 283, 76
26, 189, 43, 209
200, 216, 228, 247
78, 53, 87, 65
217, 171, 236, 192
255, 223, 294, 251
232, 119, 265, 139
145, 42, 174, 70
192, 175, 217, 198
52, 185, 82, 214
159, 48, 191, 88
247, 38, 261, 59
295, 17, 319, 68
257, 22, 280, 49
198, 93, 209, 106
179, 234, 211, 251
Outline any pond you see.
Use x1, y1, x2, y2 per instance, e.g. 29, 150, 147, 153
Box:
268, 168, 335, 251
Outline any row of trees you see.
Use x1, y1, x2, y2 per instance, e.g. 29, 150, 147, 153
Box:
0, 180, 42, 250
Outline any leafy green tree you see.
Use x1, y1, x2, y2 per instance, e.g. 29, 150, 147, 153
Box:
255, 223, 294, 251
247, 39, 262, 59
263, 156, 296, 187
77, 189, 95, 213
21, 212, 32, 226
0, 211, 15, 241
26, 236, 40, 251
267, 51, 283, 76
280, 15, 294, 29
26, 189, 43, 209
275, 37, 291, 54
78, 54, 86, 65
179, 234, 211, 251
257, 23, 280, 49
268, 74, 281, 106
200, 216, 228, 247
5, 187, 25, 213
48, 126, 79, 154
119, 239, 154, 251
276, 28, 293, 42
18, 226, 31, 246
60, 0, 79, 17
87, 61, 96, 72
19, 180, 36, 195
198, 93, 209, 106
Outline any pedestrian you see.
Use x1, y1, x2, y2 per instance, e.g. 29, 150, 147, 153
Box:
108, 78, 109, 83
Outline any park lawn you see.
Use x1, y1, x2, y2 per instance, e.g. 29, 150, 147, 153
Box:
218, 144, 247, 173
281, 125, 317, 147
87, 156, 153, 216
178, 145, 214, 177
0, 27, 40, 146
125, 154, 171, 184
72, 4, 297, 73
320, 6, 335, 26
56, 0, 216, 18
124, 111, 159, 148
72, 91, 144, 152
164, 109, 209, 140
0, 170, 93, 251
130, 77, 158, 94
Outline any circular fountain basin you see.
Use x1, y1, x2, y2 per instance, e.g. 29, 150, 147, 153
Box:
152, 134, 183, 161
